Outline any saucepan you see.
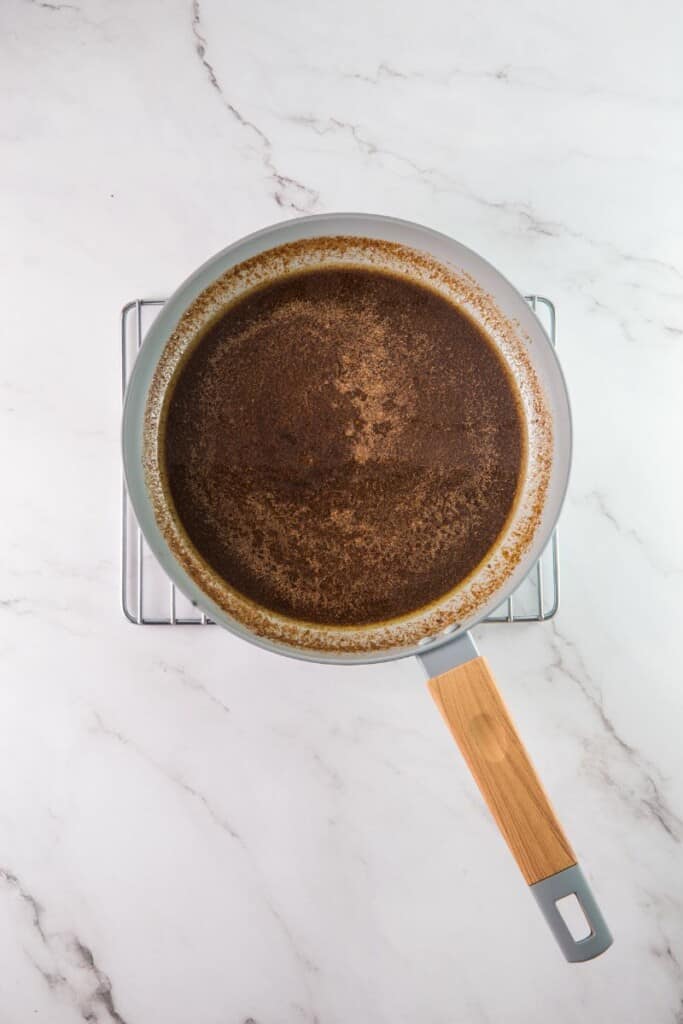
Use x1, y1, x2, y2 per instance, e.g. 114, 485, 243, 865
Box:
121, 213, 612, 961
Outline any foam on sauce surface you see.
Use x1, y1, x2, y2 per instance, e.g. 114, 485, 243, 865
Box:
163, 266, 524, 625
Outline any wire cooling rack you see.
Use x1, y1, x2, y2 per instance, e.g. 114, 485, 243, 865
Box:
121, 296, 559, 625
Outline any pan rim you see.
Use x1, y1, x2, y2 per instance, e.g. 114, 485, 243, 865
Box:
122, 213, 572, 665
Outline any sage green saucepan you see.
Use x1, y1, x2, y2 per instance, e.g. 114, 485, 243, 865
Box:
122, 213, 612, 961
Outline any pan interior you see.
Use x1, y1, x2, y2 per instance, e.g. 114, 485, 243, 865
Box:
143, 235, 553, 655
161, 264, 525, 628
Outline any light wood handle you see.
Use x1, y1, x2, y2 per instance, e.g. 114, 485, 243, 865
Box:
428, 656, 576, 885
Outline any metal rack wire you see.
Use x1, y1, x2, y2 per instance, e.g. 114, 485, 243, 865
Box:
121, 295, 559, 625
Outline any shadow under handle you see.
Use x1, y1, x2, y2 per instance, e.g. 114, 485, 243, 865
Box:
427, 655, 612, 962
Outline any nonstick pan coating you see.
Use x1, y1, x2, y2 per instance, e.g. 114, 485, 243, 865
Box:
122, 213, 571, 665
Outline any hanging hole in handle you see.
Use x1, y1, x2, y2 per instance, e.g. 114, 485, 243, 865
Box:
555, 893, 593, 942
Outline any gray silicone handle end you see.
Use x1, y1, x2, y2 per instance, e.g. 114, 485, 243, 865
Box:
530, 865, 613, 962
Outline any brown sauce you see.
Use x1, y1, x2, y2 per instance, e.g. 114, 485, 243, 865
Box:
163, 267, 524, 626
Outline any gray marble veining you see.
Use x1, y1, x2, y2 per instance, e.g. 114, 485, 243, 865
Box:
1, 0, 682, 1019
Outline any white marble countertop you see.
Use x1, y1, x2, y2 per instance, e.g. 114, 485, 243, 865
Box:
3, 0, 683, 1020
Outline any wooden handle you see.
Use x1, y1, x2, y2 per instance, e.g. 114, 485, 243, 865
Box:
428, 656, 576, 885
